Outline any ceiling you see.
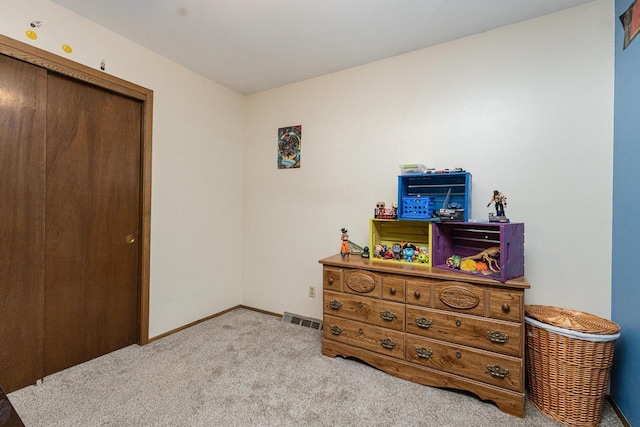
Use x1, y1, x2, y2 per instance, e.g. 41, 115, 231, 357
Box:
49, 0, 596, 95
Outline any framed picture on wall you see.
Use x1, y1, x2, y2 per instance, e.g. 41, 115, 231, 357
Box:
277, 125, 301, 169
620, 0, 640, 49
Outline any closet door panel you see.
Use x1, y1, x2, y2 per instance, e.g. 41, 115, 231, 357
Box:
0, 54, 46, 392
44, 73, 141, 375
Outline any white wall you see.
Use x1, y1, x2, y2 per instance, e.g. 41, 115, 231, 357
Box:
244, 1, 614, 319
1, 0, 615, 336
0, 0, 246, 338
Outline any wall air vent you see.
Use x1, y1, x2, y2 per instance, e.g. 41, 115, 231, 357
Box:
282, 312, 323, 330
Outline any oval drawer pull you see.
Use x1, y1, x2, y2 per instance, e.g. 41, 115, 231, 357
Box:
487, 364, 510, 379
380, 310, 397, 321
390, 287, 397, 295
414, 290, 421, 299
328, 277, 334, 285
415, 317, 433, 329
330, 325, 343, 335
455, 319, 462, 327
456, 351, 462, 359
380, 338, 397, 349
416, 346, 433, 359
486, 331, 509, 343
329, 300, 342, 310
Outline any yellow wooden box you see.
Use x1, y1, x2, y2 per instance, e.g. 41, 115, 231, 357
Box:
369, 219, 432, 266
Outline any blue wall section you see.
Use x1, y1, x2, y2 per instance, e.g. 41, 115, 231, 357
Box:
612, 1, 640, 424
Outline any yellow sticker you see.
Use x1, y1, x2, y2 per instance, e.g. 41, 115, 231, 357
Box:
25, 30, 38, 40
62, 44, 72, 54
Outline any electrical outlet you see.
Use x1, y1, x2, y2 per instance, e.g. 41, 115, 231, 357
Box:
308, 285, 316, 298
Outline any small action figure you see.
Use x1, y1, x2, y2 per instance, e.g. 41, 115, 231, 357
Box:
391, 243, 403, 260
446, 254, 461, 269
487, 190, 507, 217
361, 246, 370, 258
416, 247, 429, 264
340, 228, 350, 259
403, 243, 417, 262
374, 244, 384, 258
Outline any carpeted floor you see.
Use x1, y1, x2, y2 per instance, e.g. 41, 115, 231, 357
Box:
8, 308, 623, 426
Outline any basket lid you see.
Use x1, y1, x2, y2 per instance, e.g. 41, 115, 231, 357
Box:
525, 305, 621, 335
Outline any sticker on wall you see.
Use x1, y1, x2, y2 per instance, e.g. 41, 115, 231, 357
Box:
277, 125, 301, 169
620, 0, 640, 49
25, 21, 42, 41
62, 44, 73, 54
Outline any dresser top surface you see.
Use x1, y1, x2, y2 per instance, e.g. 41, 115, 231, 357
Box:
319, 254, 530, 289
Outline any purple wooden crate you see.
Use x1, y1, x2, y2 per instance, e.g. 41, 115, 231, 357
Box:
432, 222, 524, 282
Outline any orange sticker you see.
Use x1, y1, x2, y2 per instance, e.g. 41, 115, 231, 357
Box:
25, 30, 38, 40
62, 44, 72, 54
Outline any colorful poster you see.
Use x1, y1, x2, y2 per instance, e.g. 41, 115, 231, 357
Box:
621, 0, 640, 49
277, 125, 301, 169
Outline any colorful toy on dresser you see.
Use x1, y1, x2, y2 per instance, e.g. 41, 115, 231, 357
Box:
372, 242, 429, 264
364, 166, 524, 282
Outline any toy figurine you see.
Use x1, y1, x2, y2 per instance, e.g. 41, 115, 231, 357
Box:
391, 243, 403, 260
340, 228, 350, 259
446, 254, 461, 269
374, 244, 384, 258
361, 246, 370, 258
375, 201, 398, 219
487, 190, 507, 218
403, 243, 417, 262
416, 247, 429, 263
391, 203, 398, 219
462, 246, 500, 272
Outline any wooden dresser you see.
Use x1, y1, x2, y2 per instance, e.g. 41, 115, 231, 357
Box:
319, 254, 530, 417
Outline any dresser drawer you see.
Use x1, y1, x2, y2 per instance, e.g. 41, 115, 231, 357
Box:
406, 306, 521, 357
433, 280, 524, 323
405, 278, 435, 306
381, 275, 405, 302
434, 281, 485, 316
323, 267, 342, 291
342, 269, 382, 297
324, 290, 405, 331
324, 314, 405, 359
488, 289, 522, 322
406, 335, 522, 392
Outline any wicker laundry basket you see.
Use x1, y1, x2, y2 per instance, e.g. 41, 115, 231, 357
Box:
525, 305, 621, 427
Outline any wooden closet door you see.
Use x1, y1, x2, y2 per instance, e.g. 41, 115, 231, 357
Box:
44, 73, 141, 375
0, 55, 46, 392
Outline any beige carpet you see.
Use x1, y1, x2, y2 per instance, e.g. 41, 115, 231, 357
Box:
8, 308, 623, 426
